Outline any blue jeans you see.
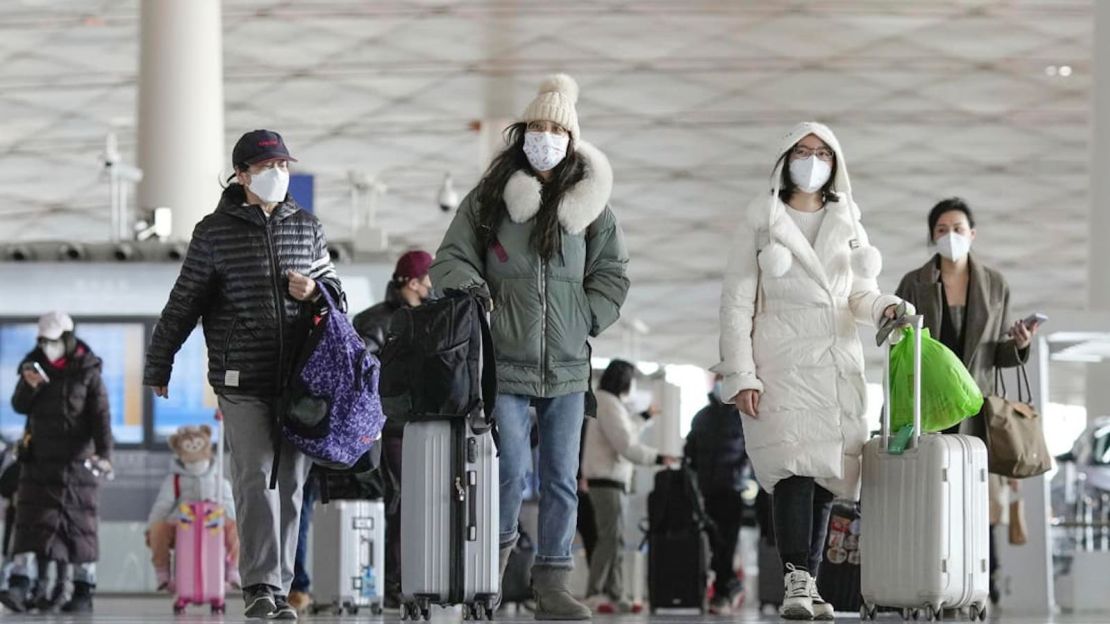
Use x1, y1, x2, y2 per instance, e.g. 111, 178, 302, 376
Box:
291, 474, 318, 592
496, 392, 584, 569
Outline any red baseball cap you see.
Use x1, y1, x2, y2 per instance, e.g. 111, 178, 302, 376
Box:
394, 250, 433, 281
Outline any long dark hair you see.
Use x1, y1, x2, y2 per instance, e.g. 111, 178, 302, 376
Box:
475, 122, 586, 261
775, 147, 839, 205
599, 359, 636, 396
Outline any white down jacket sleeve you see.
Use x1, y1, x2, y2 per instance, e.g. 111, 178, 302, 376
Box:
716, 215, 763, 403
846, 205, 905, 326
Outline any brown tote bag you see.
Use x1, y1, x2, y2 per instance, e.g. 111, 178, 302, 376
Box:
983, 365, 1052, 478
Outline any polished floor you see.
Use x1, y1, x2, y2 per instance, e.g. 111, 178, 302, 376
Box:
0, 597, 1099, 624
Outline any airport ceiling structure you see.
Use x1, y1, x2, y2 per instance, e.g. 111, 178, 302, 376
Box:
0, 0, 1093, 395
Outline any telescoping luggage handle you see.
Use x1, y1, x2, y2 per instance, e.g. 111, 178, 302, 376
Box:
880, 313, 924, 453
215, 410, 225, 508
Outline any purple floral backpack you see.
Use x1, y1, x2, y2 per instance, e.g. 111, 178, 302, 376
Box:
281, 286, 385, 472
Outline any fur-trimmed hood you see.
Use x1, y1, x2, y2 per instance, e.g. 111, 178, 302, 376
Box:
502, 141, 613, 235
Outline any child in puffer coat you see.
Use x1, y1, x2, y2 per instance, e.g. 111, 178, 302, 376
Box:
146, 425, 240, 591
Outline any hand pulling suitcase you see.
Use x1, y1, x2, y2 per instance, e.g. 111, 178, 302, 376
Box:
815, 502, 862, 613
310, 500, 385, 616
400, 419, 499, 621
173, 411, 227, 615
860, 316, 990, 621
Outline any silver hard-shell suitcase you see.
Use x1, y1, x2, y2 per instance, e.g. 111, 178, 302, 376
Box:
860, 315, 990, 621
400, 419, 499, 621
310, 499, 386, 616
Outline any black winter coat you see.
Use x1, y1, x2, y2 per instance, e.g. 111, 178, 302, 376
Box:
144, 185, 343, 396
351, 282, 406, 356
684, 394, 747, 495
11, 343, 112, 563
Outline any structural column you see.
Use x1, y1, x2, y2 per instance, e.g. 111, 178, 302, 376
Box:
137, 0, 225, 242
1089, 1, 1110, 421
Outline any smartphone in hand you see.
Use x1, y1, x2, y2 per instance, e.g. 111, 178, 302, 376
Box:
21, 362, 49, 384
1022, 313, 1048, 330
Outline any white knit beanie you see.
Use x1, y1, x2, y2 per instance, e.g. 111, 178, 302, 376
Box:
522, 74, 581, 139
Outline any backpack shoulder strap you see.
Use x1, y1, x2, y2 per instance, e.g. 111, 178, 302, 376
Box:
173, 474, 180, 500
478, 306, 497, 422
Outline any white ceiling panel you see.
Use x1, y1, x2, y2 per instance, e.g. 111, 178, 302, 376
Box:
0, 0, 1095, 390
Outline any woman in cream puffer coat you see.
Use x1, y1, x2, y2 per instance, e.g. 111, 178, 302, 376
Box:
715, 121, 907, 621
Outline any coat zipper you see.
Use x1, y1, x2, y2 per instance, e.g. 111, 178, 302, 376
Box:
539, 259, 548, 395
262, 211, 286, 392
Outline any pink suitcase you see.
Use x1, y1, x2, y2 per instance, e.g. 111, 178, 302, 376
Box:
860, 316, 990, 621
173, 411, 228, 615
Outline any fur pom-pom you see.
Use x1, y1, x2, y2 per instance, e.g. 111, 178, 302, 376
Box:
538, 73, 579, 104
850, 244, 882, 279
758, 242, 793, 277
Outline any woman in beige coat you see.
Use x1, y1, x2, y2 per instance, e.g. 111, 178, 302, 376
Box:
895, 197, 1040, 606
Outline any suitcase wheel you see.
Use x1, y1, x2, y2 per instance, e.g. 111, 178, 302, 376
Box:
211, 603, 226, 615
968, 603, 987, 621
173, 604, 185, 615
861, 603, 878, 621
371, 603, 383, 616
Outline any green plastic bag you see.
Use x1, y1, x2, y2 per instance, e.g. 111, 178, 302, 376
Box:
889, 327, 984, 433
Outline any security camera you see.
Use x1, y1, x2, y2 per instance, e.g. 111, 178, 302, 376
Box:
102, 132, 143, 183
438, 173, 459, 212
135, 207, 172, 241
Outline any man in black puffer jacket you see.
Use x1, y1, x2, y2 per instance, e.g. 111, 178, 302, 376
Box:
684, 378, 747, 615
144, 130, 342, 621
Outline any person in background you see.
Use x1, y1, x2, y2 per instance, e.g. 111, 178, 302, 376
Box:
715, 122, 906, 621
431, 73, 629, 620
581, 360, 676, 613
2, 312, 112, 614
685, 374, 748, 615
894, 197, 1038, 606
145, 129, 343, 621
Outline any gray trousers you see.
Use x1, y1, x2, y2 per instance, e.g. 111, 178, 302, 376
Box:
219, 393, 311, 593
585, 485, 624, 601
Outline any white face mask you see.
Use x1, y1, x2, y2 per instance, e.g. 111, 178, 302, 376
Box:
247, 167, 290, 203
42, 340, 65, 362
936, 232, 972, 262
183, 460, 210, 476
523, 131, 569, 172
789, 155, 832, 194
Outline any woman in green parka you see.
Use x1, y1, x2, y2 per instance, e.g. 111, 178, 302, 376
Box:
431, 73, 629, 620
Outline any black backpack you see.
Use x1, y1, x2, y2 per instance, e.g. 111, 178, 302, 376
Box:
378, 290, 496, 430
647, 464, 714, 537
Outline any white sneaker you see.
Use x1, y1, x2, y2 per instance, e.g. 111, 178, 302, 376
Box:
808, 577, 834, 620
779, 564, 814, 620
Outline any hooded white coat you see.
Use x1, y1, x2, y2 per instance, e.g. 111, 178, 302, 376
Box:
715, 122, 904, 500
